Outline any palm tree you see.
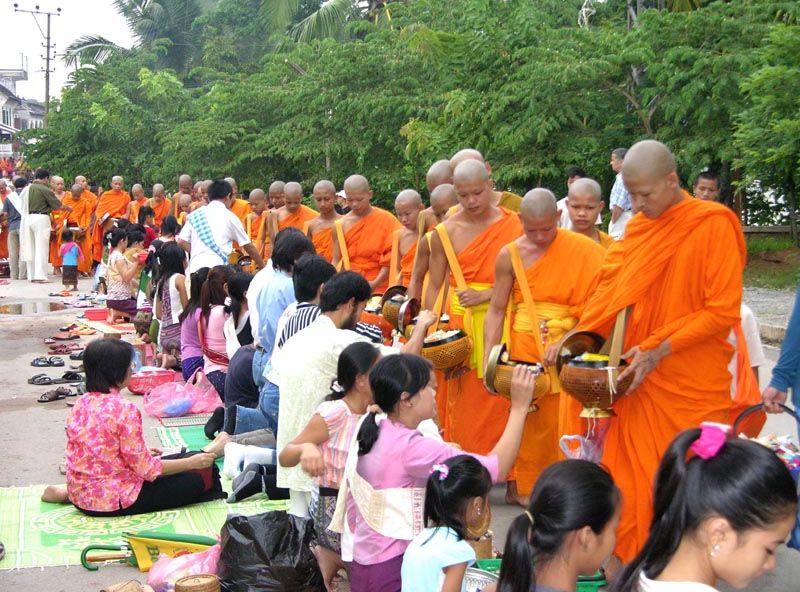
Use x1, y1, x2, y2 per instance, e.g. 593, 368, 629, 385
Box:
262, 0, 396, 44
64, 0, 201, 75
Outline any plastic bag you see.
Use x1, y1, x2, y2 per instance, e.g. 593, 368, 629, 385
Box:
147, 544, 220, 592
143, 369, 221, 418
217, 511, 324, 592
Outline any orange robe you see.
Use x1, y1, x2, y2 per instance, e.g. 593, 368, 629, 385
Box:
92, 189, 131, 261
730, 323, 765, 437
441, 209, 522, 455
507, 230, 605, 495
389, 228, 418, 287
577, 196, 745, 562
149, 198, 172, 226
304, 220, 334, 262
62, 194, 94, 273
230, 198, 250, 226
49, 193, 69, 266
128, 197, 148, 223
278, 204, 318, 232
336, 207, 401, 294
498, 191, 522, 212
598, 231, 615, 249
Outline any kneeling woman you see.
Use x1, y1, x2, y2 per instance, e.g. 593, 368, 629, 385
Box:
42, 339, 222, 515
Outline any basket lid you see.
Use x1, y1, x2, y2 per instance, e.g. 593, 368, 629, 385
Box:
380, 285, 407, 307
556, 331, 605, 374
398, 298, 421, 332
423, 328, 468, 347
485, 343, 508, 395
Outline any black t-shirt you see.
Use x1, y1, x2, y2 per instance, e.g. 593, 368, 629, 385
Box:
223, 345, 258, 409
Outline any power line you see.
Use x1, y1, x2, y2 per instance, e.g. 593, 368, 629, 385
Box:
13, 3, 62, 124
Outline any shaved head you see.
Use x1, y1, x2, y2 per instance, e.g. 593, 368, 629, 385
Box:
284, 182, 303, 199
343, 175, 372, 216
313, 180, 337, 216
269, 181, 285, 194
519, 188, 559, 248
343, 175, 371, 194
131, 183, 144, 198
71, 183, 83, 196
395, 189, 422, 209
520, 188, 558, 218
568, 178, 602, 203
622, 140, 676, 179
249, 188, 266, 202
283, 182, 304, 212
450, 148, 485, 170
179, 193, 192, 207
426, 160, 453, 193
224, 177, 237, 193
621, 140, 683, 218
179, 174, 192, 191
313, 180, 336, 194
152, 183, 165, 197
430, 183, 458, 222
112, 176, 123, 184
51, 176, 64, 192
249, 188, 267, 215
193, 181, 202, 191
567, 178, 604, 233
453, 159, 490, 184
395, 189, 424, 231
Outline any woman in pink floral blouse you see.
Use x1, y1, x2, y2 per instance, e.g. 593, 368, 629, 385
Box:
42, 339, 223, 516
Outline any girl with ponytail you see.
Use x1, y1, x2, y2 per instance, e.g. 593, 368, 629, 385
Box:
337, 354, 536, 592
496, 460, 620, 592
613, 424, 797, 592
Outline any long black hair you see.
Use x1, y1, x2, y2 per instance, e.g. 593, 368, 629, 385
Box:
326, 341, 380, 402
357, 354, 432, 455
161, 215, 180, 237
223, 271, 254, 325
498, 460, 620, 592
200, 265, 235, 321
153, 241, 186, 302
178, 267, 209, 323
612, 429, 797, 592
424, 455, 492, 541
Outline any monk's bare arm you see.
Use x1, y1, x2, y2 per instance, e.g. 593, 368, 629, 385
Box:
424, 232, 447, 310
369, 267, 389, 292
484, 248, 514, 371
243, 242, 265, 270
407, 239, 429, 301
331, 229, 341, 268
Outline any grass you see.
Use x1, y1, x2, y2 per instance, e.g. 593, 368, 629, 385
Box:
744, 263, 800, 289
746, 236, 795, 255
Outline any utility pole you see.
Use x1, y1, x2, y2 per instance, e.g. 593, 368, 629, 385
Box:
13, 3, 61, 124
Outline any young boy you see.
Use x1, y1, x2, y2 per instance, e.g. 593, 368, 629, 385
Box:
59, 229, 83, 291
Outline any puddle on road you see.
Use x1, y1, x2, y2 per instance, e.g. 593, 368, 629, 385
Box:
0, 301, 67, 315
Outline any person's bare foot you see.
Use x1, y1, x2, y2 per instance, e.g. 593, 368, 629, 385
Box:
505, 480, 529, 507
203, 431, 232, 457
41, 484, 69, 504
314, 544, 344, 591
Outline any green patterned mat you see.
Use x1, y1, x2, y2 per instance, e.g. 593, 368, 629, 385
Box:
156, 425, 209, 450
0, 486, 288, 570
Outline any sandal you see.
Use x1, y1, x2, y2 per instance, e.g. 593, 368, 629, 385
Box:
52, 332, 80, 341
32, 356, 60, 367
49, 343, 82, 353
73, 327, 95, 336
69, 350, 85, 361
38, 388, 69, 403
29, 374, 54, 385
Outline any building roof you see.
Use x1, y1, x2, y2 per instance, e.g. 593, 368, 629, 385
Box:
0, 83, 22, 105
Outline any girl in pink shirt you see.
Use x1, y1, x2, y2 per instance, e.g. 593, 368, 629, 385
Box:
199, 265, 235, 399
280, 341, 381, 590
41, 339, 222, 515
343, 354, 536, 592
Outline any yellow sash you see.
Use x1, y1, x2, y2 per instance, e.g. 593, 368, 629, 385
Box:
334, 219, 350, 272
389, 228, 401, 286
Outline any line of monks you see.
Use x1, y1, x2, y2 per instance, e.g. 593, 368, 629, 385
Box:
27, 140, 759, 563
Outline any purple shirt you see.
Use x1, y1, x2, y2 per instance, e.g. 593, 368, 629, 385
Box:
349, 419, 499, 565
180, 308, 202, 360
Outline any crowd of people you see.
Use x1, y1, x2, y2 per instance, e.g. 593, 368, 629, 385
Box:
14, 139, 800, 592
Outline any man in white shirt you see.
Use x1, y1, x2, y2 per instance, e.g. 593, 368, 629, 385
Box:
608, 147, 633, 239
275, 271, 436, 517
177, 179, 264, 273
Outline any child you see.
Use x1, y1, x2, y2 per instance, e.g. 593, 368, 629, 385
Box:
494, 460, 620, 592
154, 241, 188, 369
335, 354, 535, 592
59, 229, 83, 291
199, 265, 235, 398
612, 424, 797, 592
105, 228, 139, 323
179, 267, 209, 380
401, 455, 493, 592
280, 342, 381, 589
137, 205, 157, 248
41, 339, 222, 515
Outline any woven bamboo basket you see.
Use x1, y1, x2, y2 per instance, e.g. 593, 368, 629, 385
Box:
485, 343, 550, 408
174, 575, 220, 592
422, 329, 472, 370
559, 362, 633, 418
381, 295, 420, 332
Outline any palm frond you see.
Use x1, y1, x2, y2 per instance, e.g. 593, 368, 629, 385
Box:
289, 0, 355, 43
261, 0, 302, 33
63, 35, 126, 68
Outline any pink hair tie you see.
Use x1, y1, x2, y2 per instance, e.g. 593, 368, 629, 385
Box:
690, 422, 731, 460
431, 464, 449, 481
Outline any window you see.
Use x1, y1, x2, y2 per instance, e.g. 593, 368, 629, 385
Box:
1, 107, 12, 126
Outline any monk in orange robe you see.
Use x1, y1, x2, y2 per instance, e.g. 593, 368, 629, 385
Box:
333, 175, 401, 294
148, 184, 172, 227
421, 160, 454, 229
425, 159, 523, 455
92, 176, 131, 262
62, 183, 94, 274
576, 140, 745, 562
49, 176, 69, 271
223, 176, 250, 226
304, 180, 340, 262
267, 182, 319, 246
245, 188, 268, 259
565, 178, 615, 249
485, 189, 605, 504
449, 148, 523, 212
174, 174, 194, 217
126, 184, 148, 223
390, 190, 425, 287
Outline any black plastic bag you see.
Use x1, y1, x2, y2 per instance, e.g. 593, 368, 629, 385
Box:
217, 510, 325, 592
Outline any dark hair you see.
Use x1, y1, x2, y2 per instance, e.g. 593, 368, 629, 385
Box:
224, 271, 254, 324
498, 460, 619, 592
612, 429, 797, 592
61, 228, 74, 243
319, 271, 371, 313
272, 227, 315, 273
154, 241, 186, 301
566, 165, 587, 179
327, 341, 380, 401
143, 239, 164, 280
179, 267, 209, 322
161, 215, 180, 236
138, 205, 155, 226
14, 177, 28, 189
424, 455, 492, 541
293, 254, 336, 302
611, 148, 627, 160
693, 171, 720, 187
35, 168, 50, 180
126, 224, 146, 246
200, 265, 234, 321
358, 354, 433, 455
84, 339, 134, 393
107, 228, 127, 248
116, 218, 130, 230
208, 179, 232, 201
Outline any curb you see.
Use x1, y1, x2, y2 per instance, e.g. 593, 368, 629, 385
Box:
761, 324, 786, 345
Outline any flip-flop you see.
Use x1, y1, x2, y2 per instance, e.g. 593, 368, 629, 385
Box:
28, 372, 83, 385
38, 389, 68, 403
43, 338, 56, 344
69, 350, 85, 361
49, 343, 82, 353
73, 327, 95, 336
31, 356, 54, 367
52, 332, 80, 341
29, 374, 54, 385
59, 323, 80, 332
70, 364, 84, 371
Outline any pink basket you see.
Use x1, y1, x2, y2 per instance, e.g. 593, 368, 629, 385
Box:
128, 369, 180, 395
83, 308, 107, 321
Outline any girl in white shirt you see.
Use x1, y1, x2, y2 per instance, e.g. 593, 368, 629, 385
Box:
612, 424, 797, 592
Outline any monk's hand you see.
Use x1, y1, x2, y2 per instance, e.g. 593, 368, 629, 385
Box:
762, 386, 788, 414
509, 364, 535, 412
618, 342, 671, 392
542, 343, 560, 368
456, 288, 489, 308
299, 443, 324, 477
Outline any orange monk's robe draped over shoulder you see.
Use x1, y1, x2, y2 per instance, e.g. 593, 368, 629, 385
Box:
129, 198, 147, 223
279, 204, 318, 231
598, 231, 615, 249
305, 221, 333, 262
508, 230, 605, 496
498, 191, 522, 212
444, 209, 522, 455
577, 195, 745, 562
342, 207, 401, 294
230, 199, 250, 226
149, 198, 172, 226
93, 189, 131, 261
399, 237, 417, 287
64, 194, 94, 273
389, 229, 418, 287
50, 194, 70, 266
248, 213, 264, 243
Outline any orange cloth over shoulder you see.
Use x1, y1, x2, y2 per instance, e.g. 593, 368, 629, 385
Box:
92, 189, 131, 261
305, 220, 334, 262
149, 198, 172, 226
62, 193, 94, 273
339, 207, 401, 294
444, 209, 521, 456
390, 228, 418, 287
577, 195, 745, 562
230, 198, 250, 226
508, 230, 605, 496
279, 204, 318, 231
598, 231, 615, 249
128, 197, 147, 223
